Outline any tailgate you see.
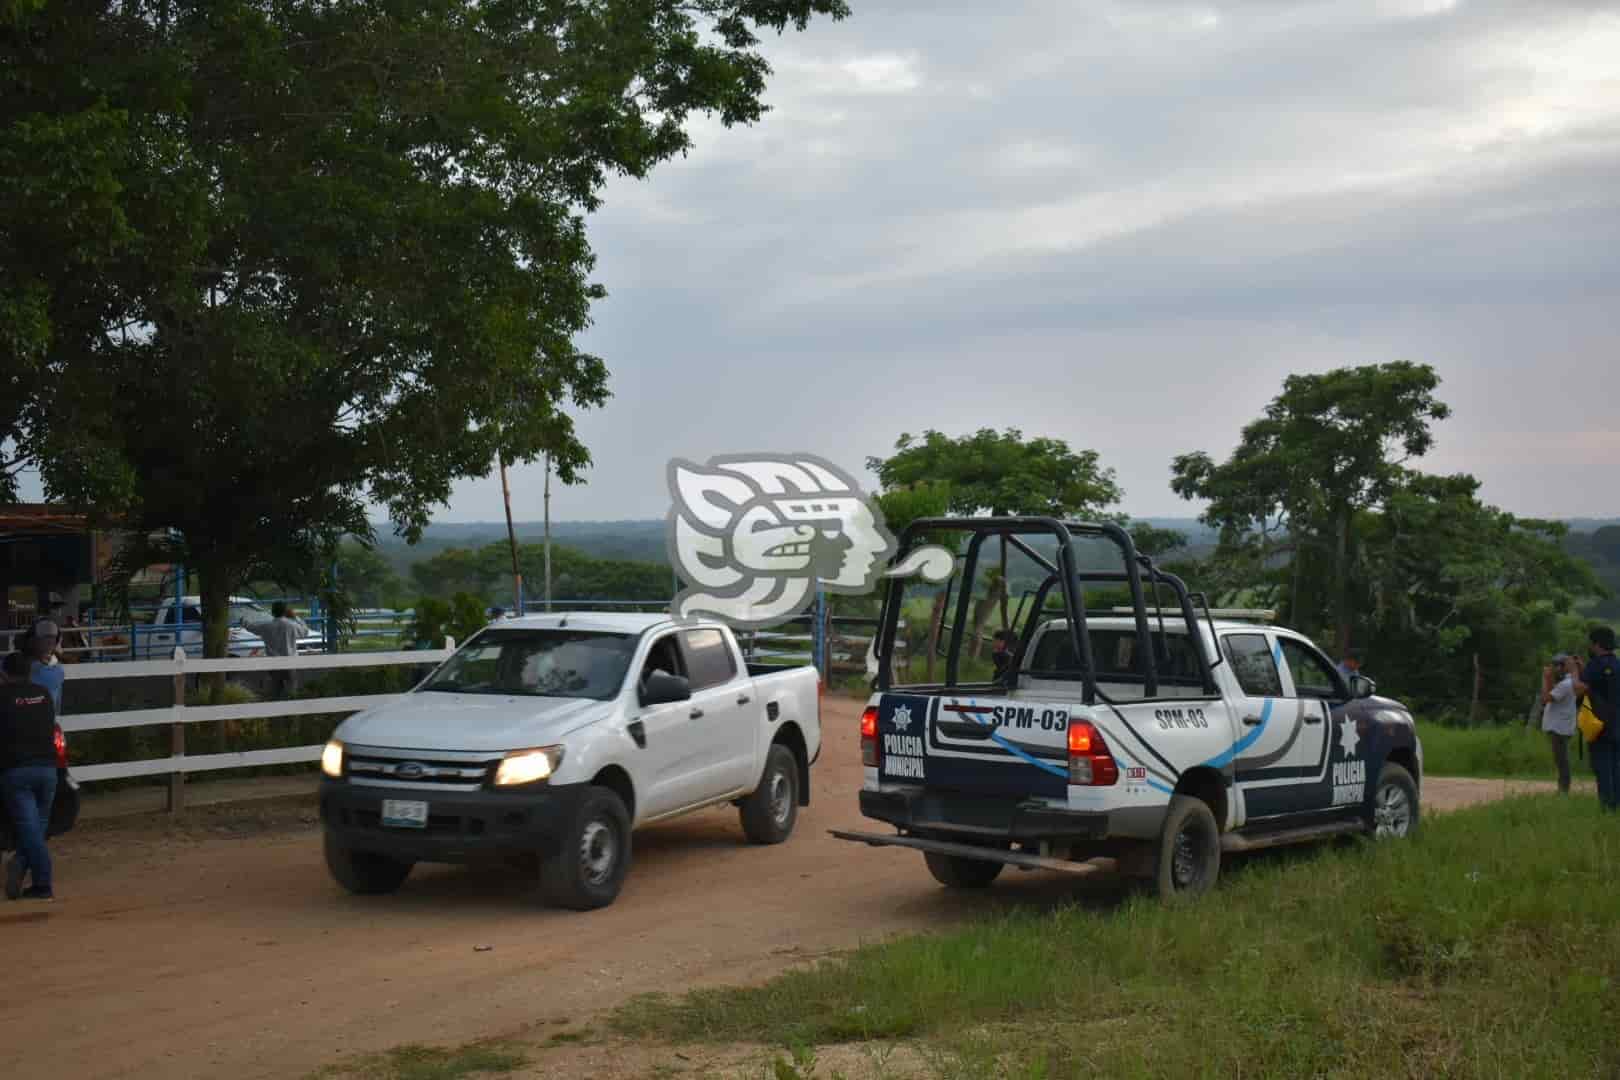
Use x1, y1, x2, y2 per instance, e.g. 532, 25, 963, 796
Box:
874, 693, 1074, 799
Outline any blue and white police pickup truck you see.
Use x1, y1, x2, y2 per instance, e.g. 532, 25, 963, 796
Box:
318, 612, 821, 910
835, 517, 1421, 899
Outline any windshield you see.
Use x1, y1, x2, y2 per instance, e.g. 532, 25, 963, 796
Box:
229, 603, 267, 625
420, 629, 636, 700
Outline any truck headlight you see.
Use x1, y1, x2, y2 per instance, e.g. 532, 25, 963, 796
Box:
321, 740, 344, 778
495, 746, 565, 787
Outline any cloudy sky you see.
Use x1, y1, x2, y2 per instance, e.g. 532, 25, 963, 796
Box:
44, 0, 1620, 527
448, 0, 1620, 525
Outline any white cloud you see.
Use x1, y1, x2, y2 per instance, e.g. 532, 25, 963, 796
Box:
776, 50, 924, 95
442, 0, 1620, 524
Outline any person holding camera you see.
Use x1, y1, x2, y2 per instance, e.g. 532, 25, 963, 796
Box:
1540, 653, 1579, 794
1573, 626, 1620, 811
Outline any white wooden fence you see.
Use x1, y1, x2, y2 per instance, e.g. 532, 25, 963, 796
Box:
60, 642, 454, 808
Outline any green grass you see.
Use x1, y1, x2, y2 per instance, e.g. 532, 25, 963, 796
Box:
611, 795, 1620, 1078
310, 1040, 527, 1080
1417, 719, 1581, 780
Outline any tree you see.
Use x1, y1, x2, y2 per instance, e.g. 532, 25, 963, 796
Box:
335, 541, 406, 610
869, 429, 1122, 521
3, 0, 849, 659
1563, 525, 1620, 619
407, 540, 669, 605
868, 428, 1130, 668
403, 594, 489, 651
1172, 362, 1450, 652
1356, 473, 1599, 722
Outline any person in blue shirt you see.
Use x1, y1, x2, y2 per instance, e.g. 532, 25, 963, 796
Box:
1573, 625, 1620, 811
2, 649, 59, 901
18, 619, 65, 716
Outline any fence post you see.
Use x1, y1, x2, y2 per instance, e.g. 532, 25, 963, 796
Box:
167, 645, 186, 813
812, 591, 828, 682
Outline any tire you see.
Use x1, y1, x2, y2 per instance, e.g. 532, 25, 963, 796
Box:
923, 850, 1005, 889
1368, 762, 1420, 839
739, 744, 800, 845
538, 786, 632, 911
1154, 795, 1221, 900
323, 830, 413, 895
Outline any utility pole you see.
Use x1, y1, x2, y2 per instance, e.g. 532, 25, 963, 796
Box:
499, 453, 523, 616
543, 453, 553, 611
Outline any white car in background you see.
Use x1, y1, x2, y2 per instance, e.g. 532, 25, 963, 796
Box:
143, 596, 325, 658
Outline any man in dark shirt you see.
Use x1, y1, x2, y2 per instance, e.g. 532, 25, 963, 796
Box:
1574, 626, 1620, 812
1, 650, 58, 900
991, 629, 1017, 687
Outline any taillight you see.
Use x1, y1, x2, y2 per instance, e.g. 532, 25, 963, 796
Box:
54, 725, 68, 769
1067, 720, 1118, 785
860, 706, 880, 767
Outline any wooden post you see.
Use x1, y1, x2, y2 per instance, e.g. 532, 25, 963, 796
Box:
499, 454, 523, 616
544, 452, 552, 611
167, 645, 186, 812
1469, 651, 1484, 727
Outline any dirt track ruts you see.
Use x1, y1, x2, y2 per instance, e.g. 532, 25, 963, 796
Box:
0, 697, 1562, 1079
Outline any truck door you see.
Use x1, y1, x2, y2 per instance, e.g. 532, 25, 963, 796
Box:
677, 627, 758, 796
1275, 636, 1348, 814
1222, 631, 1327, 822
149, 605, 181, 659
629, 632, 708, 820
179, 604, 204, 656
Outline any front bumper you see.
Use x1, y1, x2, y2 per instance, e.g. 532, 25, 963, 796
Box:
320, 779, 590, 864
859, 786, 1109, 842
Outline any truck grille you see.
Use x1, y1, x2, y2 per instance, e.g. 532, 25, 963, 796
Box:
343, 744, 500, 792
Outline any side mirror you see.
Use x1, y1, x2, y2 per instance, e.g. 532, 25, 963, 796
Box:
1348, 674, 1377, 700
640, 670, 691, 707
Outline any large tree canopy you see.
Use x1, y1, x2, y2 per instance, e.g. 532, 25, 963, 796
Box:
869, 428, 1123, 520
1, 0, 847, 655
865, 427, 1179, 650
1172, 361, 1450, 652
1172, 364, 1599, 720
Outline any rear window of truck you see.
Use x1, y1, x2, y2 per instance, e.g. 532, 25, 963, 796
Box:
1030, 627, 1205, 685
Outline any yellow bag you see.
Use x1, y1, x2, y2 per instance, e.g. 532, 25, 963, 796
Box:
1577, 696, 1606, 744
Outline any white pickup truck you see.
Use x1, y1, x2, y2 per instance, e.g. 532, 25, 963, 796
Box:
836, 516, 1422, 899
318, 612, 822, 910
142, 596, 324, 658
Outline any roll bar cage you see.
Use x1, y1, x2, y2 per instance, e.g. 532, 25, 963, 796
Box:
871, 516, 1222, 704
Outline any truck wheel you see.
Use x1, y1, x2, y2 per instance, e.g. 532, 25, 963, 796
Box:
539, 786, 631, 911
1154, 795, 1220, 900
1368, 763, 1419, 839
923, 850, 1005, 889
323, 831, 413, 895
739, 744, 799, 845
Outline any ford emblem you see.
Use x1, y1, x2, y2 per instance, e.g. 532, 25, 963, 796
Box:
395, 762, 427, 780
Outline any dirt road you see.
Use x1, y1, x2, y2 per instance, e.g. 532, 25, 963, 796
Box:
1, 698, 1558, 1079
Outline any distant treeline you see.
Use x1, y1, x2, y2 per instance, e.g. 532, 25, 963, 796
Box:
1562, 526, 1620, 619
337, 536, 672, 610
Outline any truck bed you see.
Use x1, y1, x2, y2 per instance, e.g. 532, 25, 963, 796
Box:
746, 661, 807, 677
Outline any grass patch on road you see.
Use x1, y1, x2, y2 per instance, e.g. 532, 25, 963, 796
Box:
311, 1040, 527, 1080
1417, 719, 1578, 779
612, 795, 1620, 1078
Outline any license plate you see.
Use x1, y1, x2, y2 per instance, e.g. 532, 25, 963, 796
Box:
381, 799, 429, 829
